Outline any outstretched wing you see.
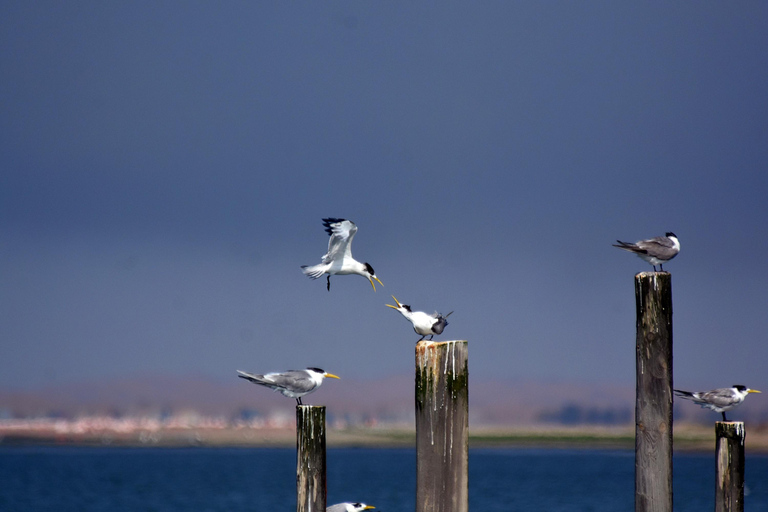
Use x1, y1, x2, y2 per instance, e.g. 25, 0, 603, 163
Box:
321, 218, 358, 263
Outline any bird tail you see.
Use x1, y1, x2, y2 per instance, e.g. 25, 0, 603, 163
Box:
674, 389, 694, 399
612, 240, 636, 250
301, 263, 327, 279
237, 370, 266, 384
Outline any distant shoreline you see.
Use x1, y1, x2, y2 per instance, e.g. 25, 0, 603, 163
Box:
3, 424, 768, 453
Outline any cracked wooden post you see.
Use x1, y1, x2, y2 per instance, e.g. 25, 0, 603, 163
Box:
297, 405, 326, 512
415, 340, 469, 512
715, 421, 746, 512
635, 272, 673, 512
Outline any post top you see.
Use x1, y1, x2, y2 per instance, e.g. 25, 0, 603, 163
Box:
416, 340, 468, 346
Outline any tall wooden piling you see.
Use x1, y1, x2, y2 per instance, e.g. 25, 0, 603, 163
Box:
634, 272, 673, 512
415, 340, 469, 512
296, 405, 326, 512
715, 421, 746, 512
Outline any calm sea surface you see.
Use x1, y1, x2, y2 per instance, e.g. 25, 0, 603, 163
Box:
1, 446, 768, 511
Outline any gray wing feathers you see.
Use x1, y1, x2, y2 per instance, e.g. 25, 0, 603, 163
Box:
237, 370, 316, 393
430, 311, 452, 335
698, 389, 740, 408
264, 371, 317, 393
638, 237, 678, 258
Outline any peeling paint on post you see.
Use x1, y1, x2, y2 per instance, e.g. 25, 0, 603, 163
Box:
635, 272, 673, 512
715, 421, 746, 512
296, 405, 326, 512
415, 340, 469, 512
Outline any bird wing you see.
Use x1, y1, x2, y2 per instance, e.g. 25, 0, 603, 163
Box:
636, 236, 678, 257
263, 370, 318, 394
698, 388, 740, 408
325, 504, 349, 512
321, 218, 358, 263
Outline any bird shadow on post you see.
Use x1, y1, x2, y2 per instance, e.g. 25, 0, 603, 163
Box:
415, 340, 469, 512
635, 272, 673, 512
715, 421, 746, 512
296, 405, 326, 512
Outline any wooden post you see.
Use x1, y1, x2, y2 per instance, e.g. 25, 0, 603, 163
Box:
296, 405, 326, 512
715, 421, 746, 512
415, 340, 469, 512
635, 272, 673, 512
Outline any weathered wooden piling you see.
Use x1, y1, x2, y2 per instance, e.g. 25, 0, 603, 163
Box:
296, 405, 326, 512
634, 272, 673, 512
715, 421, 746, 512
415, 340, 469, 512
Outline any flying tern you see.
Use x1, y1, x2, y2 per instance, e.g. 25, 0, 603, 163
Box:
674, 385, 761, 421
302, 218, 383, 291
613, 232, 680, 271
386, 295, 453, 341
327, 503, 375, 512
237, 368, 340, 405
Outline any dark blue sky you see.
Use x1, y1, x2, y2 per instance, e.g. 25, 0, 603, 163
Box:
2, 2, 767, 392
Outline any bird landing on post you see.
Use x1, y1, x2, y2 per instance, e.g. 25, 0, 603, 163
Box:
301, 218, 383, 291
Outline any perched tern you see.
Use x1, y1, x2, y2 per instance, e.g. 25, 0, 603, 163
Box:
327, 503, 375, 512
302, 218, 383, 291
674, 385, 761, 421
237, 368, 340, 405
386, 295, 453, 341
613, 232, 680, 271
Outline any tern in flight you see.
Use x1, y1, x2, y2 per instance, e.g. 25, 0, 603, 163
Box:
302, 218, 383, 291
326, 503, 375, 512
613, 232, 680, 271
674, 385, 761, 421
237, 368, 340, 405
386, 295, 453, 341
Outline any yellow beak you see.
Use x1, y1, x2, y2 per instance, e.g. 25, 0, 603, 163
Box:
368, 276, 384, 291
324, 373, 341, 380
748, 389, 762, 393
386, 295, 402, 309
363, 507, 375, 510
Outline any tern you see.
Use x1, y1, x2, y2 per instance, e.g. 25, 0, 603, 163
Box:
386, 295, 453, 341
613, 232, 680, 271
302, 218, 383, 291
327, 503, 375, 512
237, 368, 340, 405
674, 385, 761, 421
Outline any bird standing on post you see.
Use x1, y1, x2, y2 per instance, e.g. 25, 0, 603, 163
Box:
326, 503, 375, 512
386, 295, 453, 341
302, 218, 383, 291
613, 232, 680, 271
674, 385, 761, 422
236, 368, 340, 405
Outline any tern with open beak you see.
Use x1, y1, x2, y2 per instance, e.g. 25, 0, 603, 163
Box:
237, 368, 340, 405
386, 295, 453, 341
613, 232, 680, 271
674, 385, 761, 421
302, 218, 383, 291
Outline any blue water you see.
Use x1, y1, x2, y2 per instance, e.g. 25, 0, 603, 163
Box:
1, 447, 767, 511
